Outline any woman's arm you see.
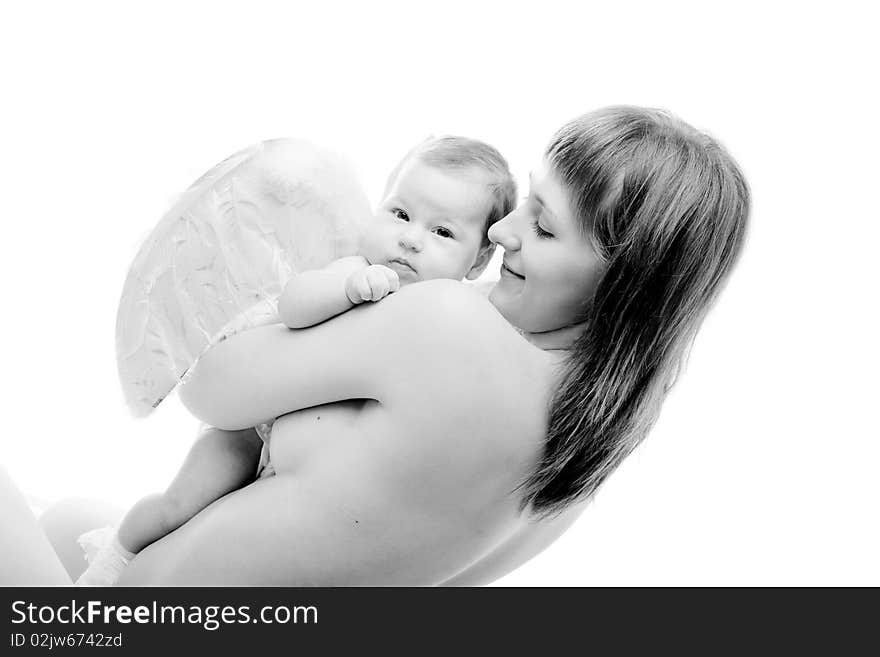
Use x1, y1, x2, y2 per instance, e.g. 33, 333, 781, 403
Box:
178, 280, 487, 430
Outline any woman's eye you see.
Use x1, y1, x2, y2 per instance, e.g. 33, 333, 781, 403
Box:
531, 219, 554, 239
433, 227, 454, 239
392, 208, 409, 221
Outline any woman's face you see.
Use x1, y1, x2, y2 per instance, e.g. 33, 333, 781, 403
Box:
488, 159, 605, 333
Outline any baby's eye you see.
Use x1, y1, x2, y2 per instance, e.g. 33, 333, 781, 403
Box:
433, 227, 455, 239
391, 208, 409, 222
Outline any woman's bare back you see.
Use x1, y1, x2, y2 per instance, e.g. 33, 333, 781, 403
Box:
118, 282, 579, 585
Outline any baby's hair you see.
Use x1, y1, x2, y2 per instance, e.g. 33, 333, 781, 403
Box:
386, 136, 517, 246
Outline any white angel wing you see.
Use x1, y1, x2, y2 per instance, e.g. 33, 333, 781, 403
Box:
116, 139, 371, 417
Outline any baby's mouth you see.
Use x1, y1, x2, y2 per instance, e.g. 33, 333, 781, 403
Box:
388, 257, 417, 275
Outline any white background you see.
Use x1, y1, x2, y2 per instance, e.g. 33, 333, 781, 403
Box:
1, 1, 876, 585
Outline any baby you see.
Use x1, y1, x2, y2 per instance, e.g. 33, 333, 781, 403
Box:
76, 136, 517, 585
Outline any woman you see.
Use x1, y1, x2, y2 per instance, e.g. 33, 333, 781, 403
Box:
3, 106, 748, 586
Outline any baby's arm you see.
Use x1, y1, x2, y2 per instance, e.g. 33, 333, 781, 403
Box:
278, 255, 400, 329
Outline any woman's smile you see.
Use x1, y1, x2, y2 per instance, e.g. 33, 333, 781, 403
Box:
500, 260, 525, 280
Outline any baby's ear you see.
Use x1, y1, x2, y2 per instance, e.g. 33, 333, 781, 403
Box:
465, 243, 496, 280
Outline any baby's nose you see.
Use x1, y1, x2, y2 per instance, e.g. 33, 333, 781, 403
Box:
399, 228, 423, 252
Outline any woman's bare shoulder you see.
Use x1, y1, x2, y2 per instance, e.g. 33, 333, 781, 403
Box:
380, 280, 520, 351
380, 280, 546, 387
387, 278, 495, 312
378, 280, 548, 429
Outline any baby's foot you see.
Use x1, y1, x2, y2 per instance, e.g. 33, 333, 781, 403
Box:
75, 529, 135, 587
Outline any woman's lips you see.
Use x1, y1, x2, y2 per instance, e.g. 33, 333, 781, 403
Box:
500, 261, 525, 280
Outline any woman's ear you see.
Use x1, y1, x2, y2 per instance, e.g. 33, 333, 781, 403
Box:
465, 243, 496, 280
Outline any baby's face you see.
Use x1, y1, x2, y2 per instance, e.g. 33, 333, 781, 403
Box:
359, 159, 491, 284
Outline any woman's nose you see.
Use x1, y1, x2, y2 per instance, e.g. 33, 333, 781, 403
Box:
487, 210, 521, 251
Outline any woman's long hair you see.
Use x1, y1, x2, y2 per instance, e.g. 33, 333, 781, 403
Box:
522, 106, 750, 518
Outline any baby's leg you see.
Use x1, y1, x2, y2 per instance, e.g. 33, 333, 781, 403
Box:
118, 426, 263, 553
76, 426, 261, 585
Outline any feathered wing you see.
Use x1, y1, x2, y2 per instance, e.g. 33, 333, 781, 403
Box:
116, 139, 370, 417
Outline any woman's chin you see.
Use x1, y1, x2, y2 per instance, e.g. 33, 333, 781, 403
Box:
489, 286, 525, 330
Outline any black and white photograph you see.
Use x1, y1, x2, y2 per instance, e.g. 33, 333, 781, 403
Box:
0, 0, 876, 608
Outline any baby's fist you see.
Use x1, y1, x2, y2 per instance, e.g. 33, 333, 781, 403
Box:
346, 265, 401, 304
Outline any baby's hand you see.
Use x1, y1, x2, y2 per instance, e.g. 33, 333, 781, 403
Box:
345, 265, 401, 304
